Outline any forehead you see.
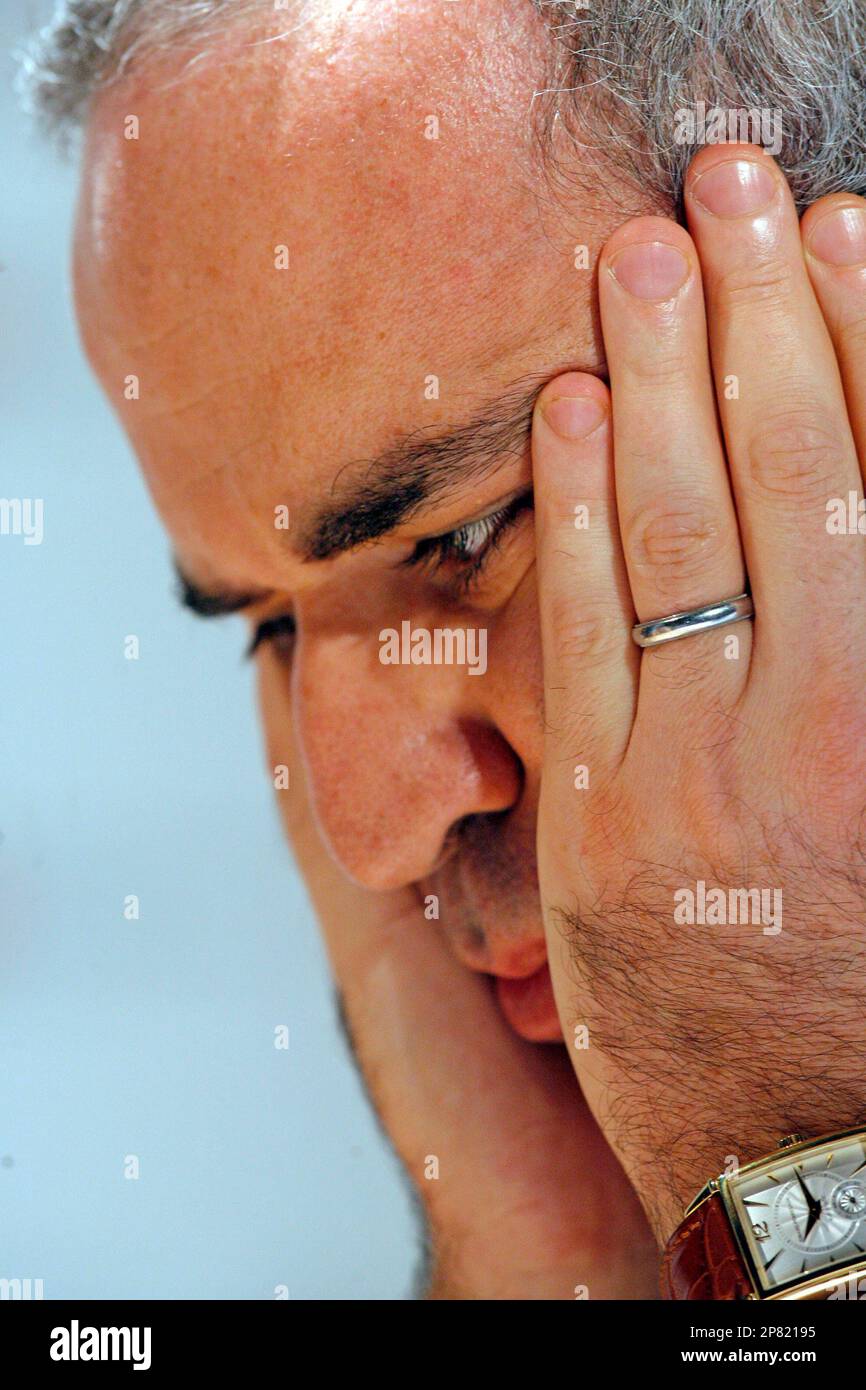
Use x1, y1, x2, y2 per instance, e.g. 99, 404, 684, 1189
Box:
74, 0, 603, 587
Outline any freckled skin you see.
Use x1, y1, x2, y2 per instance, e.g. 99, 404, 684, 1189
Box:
73, 0, 666, 1300
74, 0, 636, 1010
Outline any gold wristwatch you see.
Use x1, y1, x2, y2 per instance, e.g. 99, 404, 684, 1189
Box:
662, 1127, 866, 1299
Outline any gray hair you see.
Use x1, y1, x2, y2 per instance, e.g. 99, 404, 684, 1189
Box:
17, 1, 266, 131
18, 0, 866, 212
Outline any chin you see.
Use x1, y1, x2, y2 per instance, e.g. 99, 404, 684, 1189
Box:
494, 962, 564, 1042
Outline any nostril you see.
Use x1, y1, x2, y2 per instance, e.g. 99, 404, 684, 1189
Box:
430, 814, 475, 874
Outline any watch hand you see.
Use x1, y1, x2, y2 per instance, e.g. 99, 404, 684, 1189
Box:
794, 1168, 818, 1211
794, 1169, 822, 1234
804, 1200, 822, 1238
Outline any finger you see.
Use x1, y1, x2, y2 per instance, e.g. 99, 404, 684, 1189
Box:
532, 371, 636, 780
597, 217, 749, 708
802, 194, 866, 474
684, 145, 866, 664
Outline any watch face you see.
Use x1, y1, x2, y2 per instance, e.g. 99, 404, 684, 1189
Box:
727, 1135, 866, 1294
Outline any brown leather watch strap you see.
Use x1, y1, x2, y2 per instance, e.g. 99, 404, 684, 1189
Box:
661, 1192, 755, 1300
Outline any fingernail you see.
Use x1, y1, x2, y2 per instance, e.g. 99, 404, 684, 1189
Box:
690, 158, 777, 217
607, 241, 690, 300
808, 206, 866, 266
541, 394, 606, 440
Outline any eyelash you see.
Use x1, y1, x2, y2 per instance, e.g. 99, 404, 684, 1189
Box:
247, 489, 533, 658
400, 488, 533, 592
246, 612, 296, 660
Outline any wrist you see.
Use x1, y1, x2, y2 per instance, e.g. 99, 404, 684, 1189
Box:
662, 1124, 866, 1300
631, 1107, 866, 1244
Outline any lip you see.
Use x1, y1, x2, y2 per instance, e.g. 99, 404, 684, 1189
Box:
494, 961, 563, 1042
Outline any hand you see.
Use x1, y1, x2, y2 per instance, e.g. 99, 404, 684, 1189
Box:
257, 651, 658, 1298
532, 143, 866, 1240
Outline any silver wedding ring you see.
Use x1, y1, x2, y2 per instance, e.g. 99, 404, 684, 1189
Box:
632, 592, 754, 648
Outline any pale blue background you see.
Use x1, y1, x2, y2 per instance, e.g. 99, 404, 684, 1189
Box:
1, 0, 416, 1299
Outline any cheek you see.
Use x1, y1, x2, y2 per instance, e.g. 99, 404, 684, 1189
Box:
253, 570, 543, 826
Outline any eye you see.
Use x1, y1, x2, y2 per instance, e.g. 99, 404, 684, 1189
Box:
246, 611, 296, 660
402, 489, 533, 592
246, 490, 532, 657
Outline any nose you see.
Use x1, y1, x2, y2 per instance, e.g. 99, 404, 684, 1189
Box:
295, 633, 521, 891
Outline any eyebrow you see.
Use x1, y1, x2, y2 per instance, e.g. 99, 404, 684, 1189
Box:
299, 371, 554, 562
176, 365, 598, 617
175, 566, 270, 619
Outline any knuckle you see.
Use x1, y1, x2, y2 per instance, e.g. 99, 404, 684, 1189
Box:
627, 497, 729, 595
836, 306, 866, 357
547, 595, 623, 670
714, 256, 797, 311
622, 344, 693, 388
745, 407, 847, 502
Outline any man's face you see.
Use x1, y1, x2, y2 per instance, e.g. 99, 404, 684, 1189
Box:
75, 0, 627, 1041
